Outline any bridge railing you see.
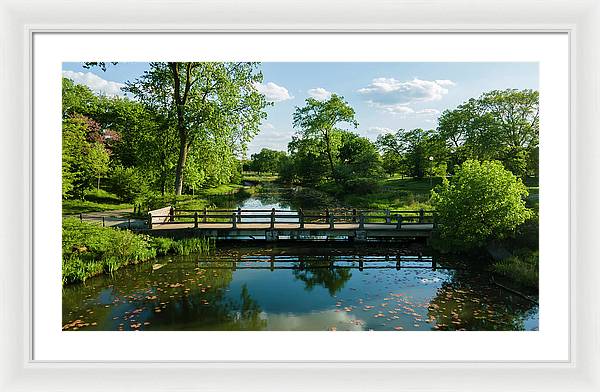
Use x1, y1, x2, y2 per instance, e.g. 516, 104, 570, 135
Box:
147, 207, 434, 229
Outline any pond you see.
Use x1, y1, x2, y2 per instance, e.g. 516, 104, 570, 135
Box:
62, 186, 539, 331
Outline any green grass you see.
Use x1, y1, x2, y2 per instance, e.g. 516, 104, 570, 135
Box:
62, 189, 132, 215
338, 176, 441, 210
492, 249, 539, 289
62, 218, 214, 285
242, 172, 279, 183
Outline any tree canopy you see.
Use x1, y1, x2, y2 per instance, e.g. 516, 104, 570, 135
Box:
431, 160, 532, 250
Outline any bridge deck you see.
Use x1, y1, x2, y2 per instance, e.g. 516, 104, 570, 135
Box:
146, 208, 435, 241
151, 222, 434, 231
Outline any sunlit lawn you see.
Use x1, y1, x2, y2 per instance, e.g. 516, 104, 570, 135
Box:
62, 189, 132, 215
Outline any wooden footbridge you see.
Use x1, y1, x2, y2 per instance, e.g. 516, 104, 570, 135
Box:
146, 207, 435, 241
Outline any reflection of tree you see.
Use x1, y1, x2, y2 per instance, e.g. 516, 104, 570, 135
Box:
427, 270, 536, 331
293, 257, 352, 296
62, 257, 267, 331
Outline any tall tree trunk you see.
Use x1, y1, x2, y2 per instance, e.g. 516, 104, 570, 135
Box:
174, 139, 188, 196
323, 129, 337, 182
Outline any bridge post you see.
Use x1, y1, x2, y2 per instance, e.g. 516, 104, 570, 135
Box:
299, 208, 304, 228
270, 208, 276, 229
169, 206, 175, 222
237, 207, 242, 223
231, 213, 237, 229
432, 257, 437, 271
396, 214, 402, 229
359, 256, 364, 272
352, 208, 357, 223
194, 212, 198, 228
329, 214, 335, 229
419, 208, 424, 223
385, 209, 391, 224
396, 254, 401, 270
79, 213, 83, 222
359, 214, 365, 229
203, 207, 207, 223
147, 213, 152, 229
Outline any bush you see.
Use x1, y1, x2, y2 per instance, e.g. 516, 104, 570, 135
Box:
62, 218, 156, 284
107, 165, 150, 203
340, 178, 380, 195
431, 160, 532, 251
62, 218, 214, 284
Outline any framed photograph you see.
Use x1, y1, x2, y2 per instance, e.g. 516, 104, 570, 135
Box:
1, 0, 599, 391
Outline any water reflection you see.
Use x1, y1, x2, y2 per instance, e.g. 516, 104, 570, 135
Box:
62, 244, 539, 331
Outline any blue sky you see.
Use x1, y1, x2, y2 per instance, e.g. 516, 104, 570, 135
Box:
63, 62, 538, 156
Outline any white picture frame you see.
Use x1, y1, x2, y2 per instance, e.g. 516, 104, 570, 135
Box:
1, 0, 598, 391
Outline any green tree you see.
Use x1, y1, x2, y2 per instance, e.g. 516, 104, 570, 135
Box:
62, 78, 101, 119
336, 131, 382, 180
431, 160, 532, 250
125, 62, 269, 195
282, 135, 331, 185
376, 129, 447, 178
62, 116, 110, 198
248, 148, 287, 173
292, 94, 358, 181
437, 89, 539, 174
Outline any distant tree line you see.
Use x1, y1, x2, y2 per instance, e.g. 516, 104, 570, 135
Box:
272, 89, 538, 194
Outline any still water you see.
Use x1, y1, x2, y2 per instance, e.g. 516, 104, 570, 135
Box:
62, 188, 539, 331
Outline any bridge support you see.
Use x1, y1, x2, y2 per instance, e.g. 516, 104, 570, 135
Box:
355, 230, 367, 242
265, 230, 278, 242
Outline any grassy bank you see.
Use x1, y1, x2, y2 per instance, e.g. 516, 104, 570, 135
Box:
492, 250, 539, 289
62, 189, 133, 215
62, 218, 214, 285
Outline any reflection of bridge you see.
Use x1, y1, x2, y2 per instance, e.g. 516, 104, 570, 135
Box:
147, 207, 435, 241
193, 254, 458, 271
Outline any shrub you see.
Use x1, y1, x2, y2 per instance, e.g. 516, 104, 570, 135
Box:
62, 219, 213, 284
431, 160, 532, 251
107, 165, 150, 203
340, 178, 380, 195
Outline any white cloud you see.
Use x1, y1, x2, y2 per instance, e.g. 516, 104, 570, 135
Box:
253, 81, 294, 102
62, 70, 126, 97
357, 77, 454, 106
247, 124, 293, 155
435, 79, 456, 87
307, 87, 332, 101
369, 103, 415, 116
364, 126, 394, 138
416, 108, 440, 116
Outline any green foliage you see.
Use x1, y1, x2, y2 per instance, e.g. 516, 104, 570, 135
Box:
437, 89, 539, 175
431, 160, 532, 250
492, 250, 539, 289
62, 218, 156, 284
107, 165, 150, 203
125, 62, 269, 195
62, 115, 110, 199
376, 128, 446, 178
248, 148, 287, 173
62, 218, 214, 284
336, 132, 382, 180
292, 94, 358, 180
